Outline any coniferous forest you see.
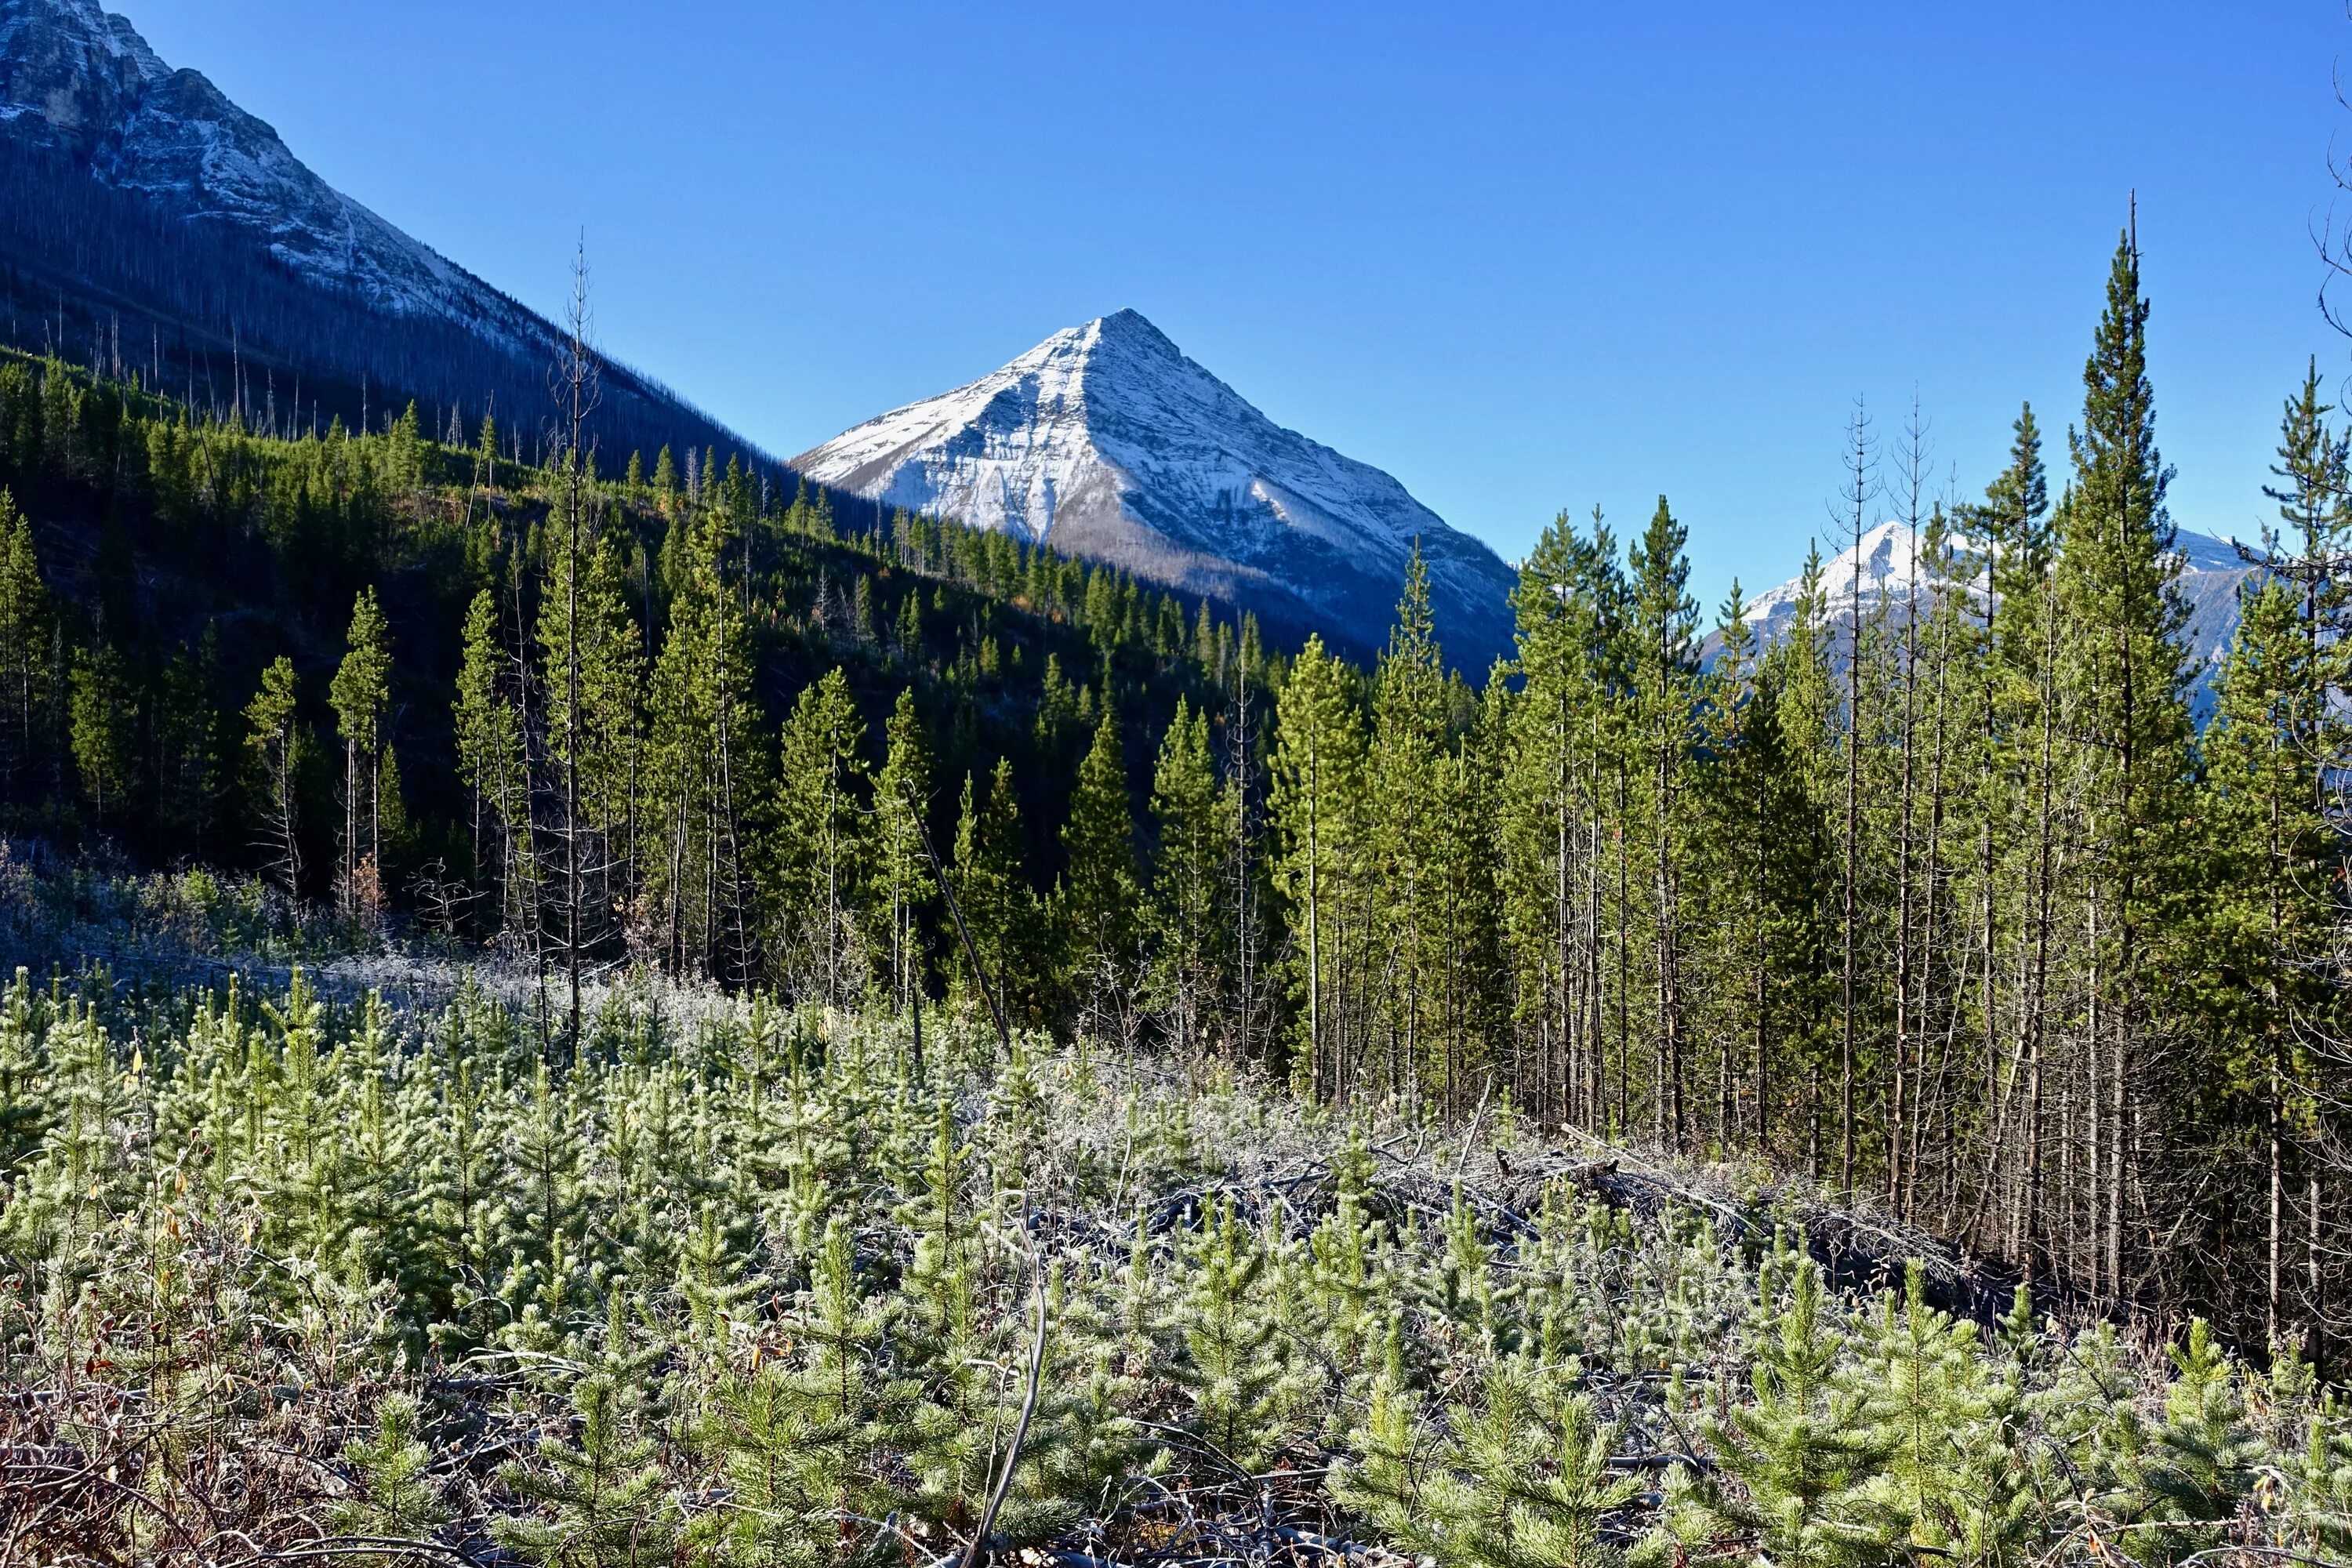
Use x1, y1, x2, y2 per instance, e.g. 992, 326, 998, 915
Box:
6, 230, 2352, 1563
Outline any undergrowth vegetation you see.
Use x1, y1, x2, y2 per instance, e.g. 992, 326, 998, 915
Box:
2, 949, 2348, 1566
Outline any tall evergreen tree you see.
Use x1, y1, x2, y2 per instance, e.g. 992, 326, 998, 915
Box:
950, 757, 1031, 1021
244, 655, 305, 899
1058, 709, 1139, 1029
1149, 699, 1225, 1061
2197, 581, 2332, 1347
772, 668, 868, 1007
329, 586, 394, 912
453, 586, 531, 937
873, 687, 935, 1016
0, 489, 45, 800
1371, 546, 1449, 1106
1627, 497, 1698, 1149
2053, 215, 2198, 1299
67, 643, 132, 826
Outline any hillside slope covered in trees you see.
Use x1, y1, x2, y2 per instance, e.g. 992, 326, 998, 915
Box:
0, 0, 785, 482
4, 226, 2352, 1382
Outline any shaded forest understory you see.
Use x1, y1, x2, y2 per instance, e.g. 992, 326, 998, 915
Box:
2, 227, 2350, 1391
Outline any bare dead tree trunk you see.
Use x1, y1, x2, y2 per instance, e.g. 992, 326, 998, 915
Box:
551, 241, 602, 1049
1838, 399, 1875, 1200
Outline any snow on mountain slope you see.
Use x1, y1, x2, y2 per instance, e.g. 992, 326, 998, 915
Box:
1720, 519, 2260, 700
793, 310, 1518, 666
0, 0, 539, 339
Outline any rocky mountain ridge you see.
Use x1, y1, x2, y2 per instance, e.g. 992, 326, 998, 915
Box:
1722, 517, 2259, 702
794, 310, 1519, 666
0, 0, 767, 473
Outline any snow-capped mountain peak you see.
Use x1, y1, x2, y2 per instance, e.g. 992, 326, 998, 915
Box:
1721, 517, 2261, 702
1737, 519, 1938, 634
793, 310, 1518, 663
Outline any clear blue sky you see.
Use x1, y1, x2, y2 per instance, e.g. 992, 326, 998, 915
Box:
125, 1, 2352, 612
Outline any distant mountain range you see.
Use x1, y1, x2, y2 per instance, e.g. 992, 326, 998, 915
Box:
0, 0, 767, 471
0, 0, 1519, 661
794, 310, 1519, 666
1722, 518, 2260, 704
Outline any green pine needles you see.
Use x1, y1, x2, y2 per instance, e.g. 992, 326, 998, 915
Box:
1, 962, 2347, 1565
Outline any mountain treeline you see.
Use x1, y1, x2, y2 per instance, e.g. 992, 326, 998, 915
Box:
0, 140, 804, 502
2, 228, 2347, 1363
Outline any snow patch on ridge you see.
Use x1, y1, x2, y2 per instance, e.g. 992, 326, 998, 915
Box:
792, 309, 1518, 660
1723, 518, 2261, 687
1, 0, 546, 346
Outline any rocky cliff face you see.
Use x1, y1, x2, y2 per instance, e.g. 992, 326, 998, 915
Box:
0, 0, 765, 471
794, 310, 1519, 666
0, 0, 536, 336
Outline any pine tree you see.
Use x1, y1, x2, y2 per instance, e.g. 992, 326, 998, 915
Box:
1149, 698, 1225, 1061
2053, 215, 2198, 1298
2196, 579, 2334, 1350
950, 757, 1030, 1021
1628, 497, 1698, 1150
772, 667, 868, 1006
1173, 1198, 1312, 1472
1852, 1261, 1994, 1552
333, 1391, 446, 1542
152, 633, 221, 850
495, 1370, 677, 1567
535, 530, 643, 952
1673, 1257, 1890, 1568
0, 488, 46, 799
329, 586, 394, 913
67, 642, 132, 824
646, 512, 766, 981
1499, 510, 1618, 1128
1270, 635, 1367, 1100
454, 586, 531, 935
1371, 546, 1449, 1106
1390, 1357, 1641, 1568
704, 1217, 898, 1568
873, 688, 935, 1018
245, 655, 305, 898
2133, 1319, 2260, 1559
1692, 583, 1817, 1156
1056, 709, 1139, 1022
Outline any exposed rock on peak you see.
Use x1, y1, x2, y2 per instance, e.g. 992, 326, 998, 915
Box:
793, 310, 1516, 664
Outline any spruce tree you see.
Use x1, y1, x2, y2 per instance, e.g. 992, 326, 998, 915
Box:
1056, 709, 1139, 1021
